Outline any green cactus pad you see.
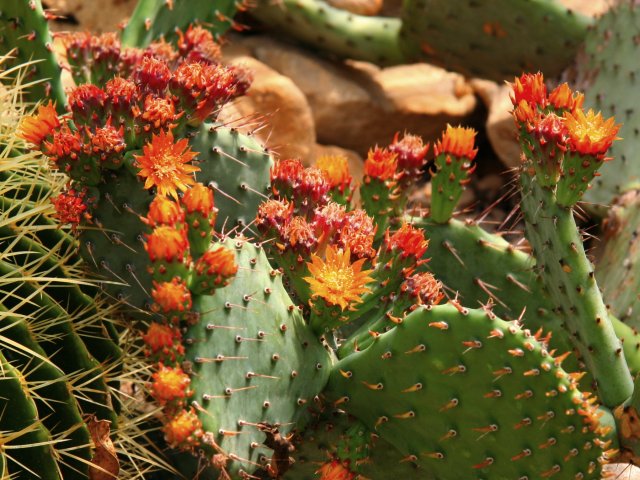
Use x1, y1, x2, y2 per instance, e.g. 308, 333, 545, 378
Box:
0, 0, 65, 108
252, 0, 590, 81
401, 0, 591, 81
325, 304, 610, 479
79, 125, 272, 310
0, 351, 63, 480
596, 189, 640, 327
520, 173, 632, 407
189, 124, 274, 231
283, 410, 434, 479
181, 238, 332, 477
121, 0, 241, 47
580, 1, 640, 210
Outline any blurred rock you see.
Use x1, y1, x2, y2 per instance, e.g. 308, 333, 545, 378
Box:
472, 79, 520, 169
45, 0, 137, 32
233, 35, 477, 156
326, 0, 383, 16
219, 55, 316, 162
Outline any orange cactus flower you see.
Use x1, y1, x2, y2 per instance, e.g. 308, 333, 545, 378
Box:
141, 95, 180, 129
305, 246, 374, 311
563, 109, 621, 156
364, 147, 397, 181
104, 76, 138, 112
151, 364, 191, 404
195, 247, 238, 282
512, 99, 539, 127
134, 56, 171, 91
316, 460, 356, 480
145, 226, 189, 263
434, 125, 478, 160
389, 132, 430, 172
151, 278, 192, 313
18, 101, 60, 147
339, 209, 376, 259
135, 129, 199, 200
163, 408, 202, 449
385, 223, 430, 259
177, 25, 222, 63
142, 322, 184, 360
548, 83, 584, 113
510, 72, 547, 108
256, 199, 294, 233
316, 155, 352, 191
147, 196, 185, 227
181, 182, 215, 216
143, 322, 179, 352
283, 216, 317, 250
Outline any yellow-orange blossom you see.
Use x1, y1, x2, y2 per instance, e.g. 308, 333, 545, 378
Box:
135, 129, 200, 200
305, 246, 374, 310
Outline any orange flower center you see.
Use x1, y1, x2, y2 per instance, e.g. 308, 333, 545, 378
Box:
163, 408, 202, 449
151, 278, 192, 312
305, 246, 374, 310
151, 364, 191, 403
135, 129, 200, 200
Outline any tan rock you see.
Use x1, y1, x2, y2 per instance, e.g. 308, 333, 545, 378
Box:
326, 0, 383, 16
46, 0, 137, 33
233, 35, 477, 156
471, 79, 520, 169
218, 55, 316, 162
559, 0, 611, 17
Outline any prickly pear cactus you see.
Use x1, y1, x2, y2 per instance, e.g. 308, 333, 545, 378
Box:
121, 0, 245, 47
596, 190, 640, 328
326, 304, 614, 479
579, 0, 640, 210
177, 238, 331, 477
0, 0, 65, 107
251, 0, 591, 80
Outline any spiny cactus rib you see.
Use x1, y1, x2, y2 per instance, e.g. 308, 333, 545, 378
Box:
0, 350, 63, 480
121, 0, 241, 47
520, 174, 632, 407
180, 238, 331, 478
0, 0, 65, 108
252, 0, 590, 80
0, 305, 92, 479
325, 304, 610, 479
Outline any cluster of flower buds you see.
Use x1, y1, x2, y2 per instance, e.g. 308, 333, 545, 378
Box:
140, 182, 238, 450
259, 158, 377, 308
258, 140, 439, 334
360, 133, 430, 236
510, 72, 621, 207
19, 26, 250, 229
